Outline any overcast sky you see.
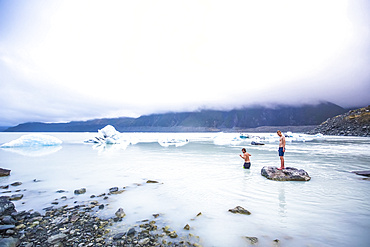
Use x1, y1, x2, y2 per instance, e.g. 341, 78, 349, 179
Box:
0, 0, 369, 126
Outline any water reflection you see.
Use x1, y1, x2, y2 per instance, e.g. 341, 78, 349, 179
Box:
0, 146, 62, 157
92, 143, 130, 153
278, 183, 287, 218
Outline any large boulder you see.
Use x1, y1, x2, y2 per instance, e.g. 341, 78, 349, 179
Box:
261, 166, 311, 181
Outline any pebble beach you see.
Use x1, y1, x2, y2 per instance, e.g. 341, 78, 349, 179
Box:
0, 181, 204, 246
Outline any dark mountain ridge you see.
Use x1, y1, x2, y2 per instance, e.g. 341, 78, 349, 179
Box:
4, 102, 347, 132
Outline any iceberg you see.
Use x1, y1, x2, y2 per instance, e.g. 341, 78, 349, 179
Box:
85, 125, 133, 147
0, 134, 62, 148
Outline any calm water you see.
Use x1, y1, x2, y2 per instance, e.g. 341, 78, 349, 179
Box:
0, 132, 369, 247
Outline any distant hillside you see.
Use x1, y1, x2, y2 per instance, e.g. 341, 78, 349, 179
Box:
4, 102, 347, 132
307, 105, 370, 136
0, 126, 10, 132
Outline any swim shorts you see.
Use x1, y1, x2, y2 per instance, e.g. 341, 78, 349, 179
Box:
278, 147, 284, 156
243, 162, 251, 169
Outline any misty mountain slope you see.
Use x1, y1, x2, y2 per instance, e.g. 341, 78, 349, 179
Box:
4, 102, 346, 132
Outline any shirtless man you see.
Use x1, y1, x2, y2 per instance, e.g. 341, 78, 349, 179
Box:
240, 148, 252, 169
277, 130, 286, 170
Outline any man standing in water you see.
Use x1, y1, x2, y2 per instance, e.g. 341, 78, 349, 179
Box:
240, 148, 252, 169
277, 130, 286, 170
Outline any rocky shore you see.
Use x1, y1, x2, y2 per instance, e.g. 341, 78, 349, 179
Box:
0, 177, 292, 246
307, 105, 370, 137
0, 180, 266, 247
0, 181, 204, 247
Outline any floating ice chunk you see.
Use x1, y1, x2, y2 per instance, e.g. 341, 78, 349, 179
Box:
213, 134, 245, 146
1, 134, 62, 148
85, 125, 133, 146
98, 125, 119, 139
158, 138, 189, 147
283, 132, 324, 142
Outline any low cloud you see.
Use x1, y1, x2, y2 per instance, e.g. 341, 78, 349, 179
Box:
0, 0, 369, 126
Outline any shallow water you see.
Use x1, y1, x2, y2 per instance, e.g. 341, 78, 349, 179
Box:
0, 132, 369, 247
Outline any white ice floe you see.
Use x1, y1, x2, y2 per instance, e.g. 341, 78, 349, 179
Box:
85, 125, 134, 149
0, 134, 63, 148
158, 138, 189, 147
213, 134, 246, 146
284, 132, 325, 142
214, 131, 325, 146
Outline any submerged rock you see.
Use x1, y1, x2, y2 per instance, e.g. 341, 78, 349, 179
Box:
229, 206, 251, 215
115, 208, 126, 218
352, 170, 370, 177
244, 236, 259, 245
74, 188, 86, 194
10, 182, 22, 187
109, 187, 119, 193
146, 180, 159, 184
9, 194, 23, 201
261, 166, 311, 181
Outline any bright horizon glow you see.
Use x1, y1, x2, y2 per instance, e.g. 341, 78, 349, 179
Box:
0, 0, 369, 126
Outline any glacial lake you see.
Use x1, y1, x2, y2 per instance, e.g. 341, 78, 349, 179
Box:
0, 132, 369, 247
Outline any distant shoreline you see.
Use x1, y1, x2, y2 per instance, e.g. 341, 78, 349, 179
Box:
2, 125, 318, 133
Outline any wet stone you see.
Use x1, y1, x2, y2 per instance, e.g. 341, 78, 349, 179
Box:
47, 233, 67, 244
10, 182, 22, 187
245, 236, 259, 244
115, 208, 126, 218
229, 206, 251, 215
74, 188, 86, 195
127, 227, 136, 236
0, 225, 15, 231
0, 168, 11, 177
146, 180, 159, 184
113, 232, 125, 240
9, 194, 23, 201
109, 187, 119, 193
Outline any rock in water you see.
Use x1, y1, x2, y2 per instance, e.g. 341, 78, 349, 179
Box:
352, 170, 370, 177
261, 166, 311, 181
228, 206, 251, 215
74, 188, 86, 195
0, 168, 11, 177
115, 208, 126, 218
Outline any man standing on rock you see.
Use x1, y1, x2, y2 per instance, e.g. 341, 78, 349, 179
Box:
277, 130, 286, 170
240, 148, 252, 169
